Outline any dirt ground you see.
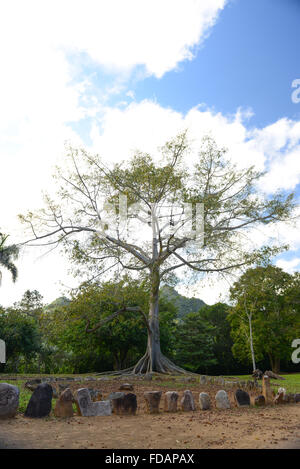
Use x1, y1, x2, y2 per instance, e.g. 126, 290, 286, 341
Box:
1, 378, 300, 449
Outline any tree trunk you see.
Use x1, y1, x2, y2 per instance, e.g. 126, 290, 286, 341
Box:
248, 313, 256, 372
132, 268, 186, 374
273, 357, 280, 374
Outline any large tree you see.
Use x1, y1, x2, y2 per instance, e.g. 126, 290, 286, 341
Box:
0, 232, 19, 284
20, 133, 294, 373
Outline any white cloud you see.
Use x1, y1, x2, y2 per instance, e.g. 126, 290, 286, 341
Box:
276, 257, 300, 274
1, 0, 300, 306
0, 1, 228, 305
1, 0, 227, 79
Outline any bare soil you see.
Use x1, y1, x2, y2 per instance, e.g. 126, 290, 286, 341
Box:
0, 378, 299, 449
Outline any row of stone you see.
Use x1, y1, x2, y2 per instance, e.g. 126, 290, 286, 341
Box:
2, 380, 300, 420
25, 375, 261, 389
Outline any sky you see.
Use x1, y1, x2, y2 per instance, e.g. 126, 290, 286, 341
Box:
0, 0, 300, 306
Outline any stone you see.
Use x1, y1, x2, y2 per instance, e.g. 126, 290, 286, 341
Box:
283, 393, 296, 404
144, 391, 162, 414
180, 377, 192, 383
252, 369, 263, 380
264, 370, 285, 380
200, 375, 207, 385
94, 400, 112, 416
119, 383, 134, 391
144, 373, 153, 381
74, 388, 112, 416
54, 388, 74, 418
274, 389, 285, 405
111, 393, 137, 415
295, 393, 300, 403
254, 395, 266, 406
58, 383, 69, 392
24, 379, 42, 392
164, 392, 179, 412
215, 390, 230, 409
199, 392, 211, 411
181, 390, 196, 411
262, 375, 273, 404
108, 392, 125, 401
88, 389, 103, 402
24, 383, 53, 418
234, 389, 250, 407
0, 383, 20, 419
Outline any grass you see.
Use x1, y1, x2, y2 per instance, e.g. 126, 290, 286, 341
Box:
224, 373, 300, 393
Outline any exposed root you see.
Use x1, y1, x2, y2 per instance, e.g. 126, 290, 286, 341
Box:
95, 353, 192, 376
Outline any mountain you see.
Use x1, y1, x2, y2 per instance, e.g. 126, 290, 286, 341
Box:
160, 285, 206, 318
45, 296, 71, 311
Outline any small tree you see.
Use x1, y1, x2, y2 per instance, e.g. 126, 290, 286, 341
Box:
229, 266, 300, 373
20, 133, 295, 373
0, 233, 19, 284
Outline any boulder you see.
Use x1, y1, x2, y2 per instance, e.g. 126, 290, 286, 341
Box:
74, 388, 112, 416
181, 390, 196, 411
88, 389, 103, 402
215, 390, 230, 409
144, 391, 162, 414
0, 383, 20, 419
24, 383, 53, 418
254, 395, 266, 406
108, 392, 125, 401
262, 375, 274, 404
199, 392, 211, 411
54, 388, 74, 418
111, 393, 137, 415
164, 392, 179, 412
234, 389, 250, 407
119, 383, 134, 391
283, 393, 296, 404
264, 370, 285, 380
252, 369, 263, 380
274, 388, 285, 405
24, 379, 42, 392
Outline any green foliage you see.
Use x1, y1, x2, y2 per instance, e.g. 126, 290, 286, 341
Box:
197, 303, 242, 374
175, 311, 217, 373
0, 307, 41, 372
229, 265, 300, 372
44, 277, 178, 373
0, 232, 19, 283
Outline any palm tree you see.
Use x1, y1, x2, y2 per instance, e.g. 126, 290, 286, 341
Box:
0, 233, 19, 284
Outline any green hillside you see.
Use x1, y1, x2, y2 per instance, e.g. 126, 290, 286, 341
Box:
160, 285, 206, 318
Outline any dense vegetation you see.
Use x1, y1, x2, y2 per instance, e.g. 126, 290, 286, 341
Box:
1, 267, 299, 375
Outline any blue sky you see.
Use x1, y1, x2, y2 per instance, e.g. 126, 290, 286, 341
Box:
132, 0, 300, 127
1, 0, 300, 305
